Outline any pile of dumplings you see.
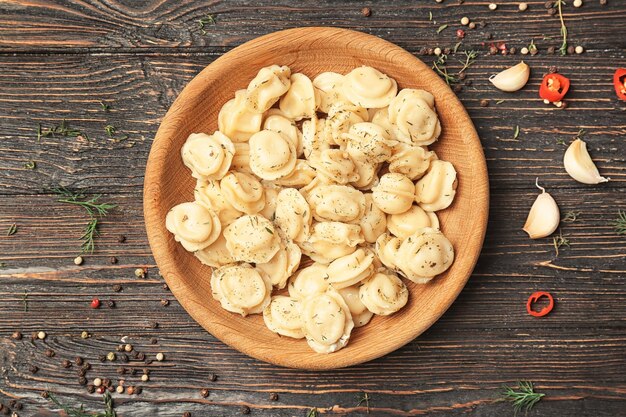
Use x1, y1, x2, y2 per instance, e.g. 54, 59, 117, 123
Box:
166, 64, 458, 354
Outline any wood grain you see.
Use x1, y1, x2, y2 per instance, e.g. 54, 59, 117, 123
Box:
0, 0, 624, 415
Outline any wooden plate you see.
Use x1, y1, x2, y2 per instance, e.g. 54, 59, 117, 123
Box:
143, 27, 489, 370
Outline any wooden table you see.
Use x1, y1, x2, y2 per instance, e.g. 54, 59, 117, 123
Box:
1, 1, 624, 416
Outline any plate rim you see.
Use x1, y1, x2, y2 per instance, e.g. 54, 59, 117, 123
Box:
143, 26, 489, 370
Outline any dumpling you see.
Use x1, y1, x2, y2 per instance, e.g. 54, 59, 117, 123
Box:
263, 296, 304, 338
359, 271, 409, 315
218, 90, 263, 142
245, 65, 291, 113
210, 263, 272, 316
256, 235, 301, 289
313, 72, 351, 113
194, 178, 242, 226
273, 159, 317, 188
231, 142, 253, 174
263, 113, 303, 157
220, 171, 266, 214
387, 205, 439, 239
279, 73, 319, 121
414, 160, 457, 212
324, 103, 367, 147
288, 263, 330, 300
165, 202, 221, 252
326, 248, 375, 289
302, 116, 330, 159
223, 214, 281, 264
342, 66, 398, 108
306, 184, 366, 223
299, 222, 364, 263
396, 227, 455, 284
181, 132, 235, 180
388, 89, 441, 146
360, 194, 387, 243
338, 286, 374, 327
388, 143, 437, 180
274, 188, 312, 243
309, 149, 359, 185
351, 160, 380, 190
259, 183, 282, 221
301, 288, 354, 353
249, 130, 297, 180
369, 107, 398, 140
194, 234, 235, 268
343, 122, 395, 164
371, 173, 415, 214
375, 233, 403, 272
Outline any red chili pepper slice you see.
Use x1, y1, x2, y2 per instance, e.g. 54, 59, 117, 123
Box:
526, 291, 554, 317
539, 73, 570, 102
613, 68, 626, 101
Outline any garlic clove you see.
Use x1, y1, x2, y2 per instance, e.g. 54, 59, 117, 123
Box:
563, 139, 610, 184
489, 61, 530, 92
523, 179, 560, 239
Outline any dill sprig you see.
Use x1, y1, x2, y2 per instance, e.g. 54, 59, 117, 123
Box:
306, 408, 318, 417
500, 381, 545, 415
553, 230, 570, 257
562, 211, 581, 223
37, 119, 88, 142
554, 0, 568, 55
53, 187, 116, 254
613, 209, 626, 235
356, 392, 371, 413
48, 391, 116, 417
458, 50, 478, 73
198, 13, 216, 35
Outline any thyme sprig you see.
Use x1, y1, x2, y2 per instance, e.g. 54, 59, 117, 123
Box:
53, 187, 116, 253
613, 209, 626, 235
48, 392, 117, 417
459, 50, 478, 73
554, 0, 568, 55
37, 120, 88, 142
500, 381, 544, 415
562, 211, 581, 223
198, 14, 216, 35
553, 230, 570, 257
7, 223, 17, 236
356, 392, 371, 413
432, 54, 458, 85
306, 408, 318, 417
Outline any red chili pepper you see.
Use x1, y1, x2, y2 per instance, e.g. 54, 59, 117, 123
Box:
91, 297, 100, 309
539, 73, 570, 102
613, 68, 626, 101
526, 291, 554, 317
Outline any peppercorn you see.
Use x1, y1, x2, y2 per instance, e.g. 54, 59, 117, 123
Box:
135, 386, 143, 395
361, 7, 371, 17
208, 373, 218, 382
116, 385, 124, 394
82, 363, 91, 371
124, 344, 133, 352
135, 268, 145, 278
501, 49, 508, 56
443, 48, 451, 55
530, 47, 538, 56
141, 374, 149, 382
468, 22, 476, 29
106, 300, 115, 309
81, 331, 90, 339
567, 45, 575, 54
37, 331, 46, 340
509, 47, 517, 55
75, 356, 84, 366
453, 84, 463, 93
183, 413, 191, 417
150, 322, 159, 329
117, 367, 127, 375
269, 393, 279, 401
14, 403, 22, 411
99, 354, 107, 362
599, 0, 607, 4
102, 378, 111, 387
241, 405, 251, 415
130, 368, 138, 375
87, 384, 96, 393
119, 354, 128, 363
117, 235, 126, 243
79, 377, 87, 386
97, 386, 105, 394
160, 299, 169, 307
575, 45, 584, 54
91, 298, 100, 309
117, 344, 125, 352
162, 283, 169, 291
107, 352, 116, 361
548, 7, 557, 15
460, 16, 469, 25
113, 284, 122, 292
74, 256, 83, 266
419, 47, 428, 55
427, 48, 434, 55
519, 2, 528, 11
126, 386, 135, 395
151, 338, 158, 344
137, 352, 146, 361
488, 2, 497, 10
11, 331, 22, 340
456, 29, 465, 39
433, 47, 442, 56
480, 99, 490, 107
41, 391, 49, 399
489, 46, 498, 55
544, 0, 553, 7
201, 388, 210, 398
30, 332, 38, 341
29, 365, 38, 374
548, 66, 558, 74
458, 72, 467, 80
109, 256, 118, 264
45, 349, 55, 357
78, 368, 87, 377
547, 46, 556, 54
62, 359, 72, 368
155, 352, 164, 361
560, 101, 568, 109
145, 359, 153, 365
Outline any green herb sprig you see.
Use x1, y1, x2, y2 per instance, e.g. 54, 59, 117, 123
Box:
513, 125, 520, 140
562, 211, 581, 223
436, 24, 448, 34
48, 391, 117, 417
500, 381, 544, 415
613, 209, 626, 235
554, 0, 568, 55
7, 223, 17, 236
553, 230, 570, 257
198, 14, 216, 35
37, 120, 88, 142
53, 187, 116, 253
356, 392, 371, 413
432, 54, 458, 85
306, 408, 318, 417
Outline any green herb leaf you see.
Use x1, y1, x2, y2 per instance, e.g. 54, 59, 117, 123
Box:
554, 0, 568, 55
356, 392, 371, 413
198, 13, 216, 35
500, 381, 544, 415
613, 209, 626, 235
104, 125, 116, 137
562, 211, 581, 223
306, 408, 318, 417
436, 24, 448, 34
264, 227, 274, 235
100, 101, 110, 112
7, 223, 17, 236
513, 125, 520, 139
48, 391, 117, 417
429, 11, 433, 21
24, 160, 36, 169
552, 230, 570, 257
495, 99, 505, 104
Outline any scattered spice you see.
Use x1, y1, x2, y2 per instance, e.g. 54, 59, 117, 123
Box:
6, 224, 17, 236
488, 3, 497, 10
552, 231, 570, 256
29, 364, 39, 374
117, 235, 126, 243
75, 356, 84, 366
573, 0, 582, 7
100, 101, 110, 112
562, 211, 581, 223
109, 256, 118, 264
74, 256, 83, 265
79, 376, 88, 386
241, 405, 251, 414
113, 284, 122, 292
306, 408, 318, 417
141, 374, 149, 382
44, 348, 55, 357
155, 352, 165, 361
519, 2, 528, 11
436, 24, 448, 34
135, 268, 146, 278
513, 125, 520, 140
91, 298, 101, 309
201, 388, 210, 398
24, 160, 36, 169
575, 45, 584, 54
460, 16, 469, 25
269, 393, 278, 401
183, 412, 191, 417
37, 119, 89, 142
198, 14, 216, 35
106, 300, 116, 309
208, 373, 218, 382
520, 47, 529, 55
160, 299, 170, 307
151, 338, 158, 344
613, 210, 626, 235
107, 352, 116, 361
527, 291, 555, 317
547, 46, 556, 54
613, 68, 626, 101
37, 331, 46, 340
62, 359, 72, 368
11, 331, 22, 340
500, 381, 545, 414
356, 392, 371, 413
361, 7, 371, 17
468, 21, 476, 29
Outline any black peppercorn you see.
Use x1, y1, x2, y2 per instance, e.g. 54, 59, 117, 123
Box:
62, 359, 72, 368
183, 412, 191, 417
29, 365, 38, 374
131, 368, 138, 375
117, 367, 127, 375
11, 331, 22, 340
241, 405, 251, 414
458, 72, 467, 80
113, 284, 122, 292
45, 349, 55, 357
79, 377, 87, 385
201, 388, 210, 398
544, 0, 553, 8
137, 352, 146, 361
78, 368, 87, 377
160, 299, 169, 307
109, 256, 118, 264
361, 7, 371, 17
14, 403, 22, 410
269, 393, 279, 401
75, 356, 84, 366
87, 384, 96, 393
135, 386, 143, 395
151, 322, 159, 329
117, 235, 126, 243
99, 354, 107, 362
82, 362, 91, 371
151, 338, 158, 345
121, 354, 129, 363
106, 300, 116, 309
480, 99, 490, 107
208, 373, 218, 382
548, 7, 557, 15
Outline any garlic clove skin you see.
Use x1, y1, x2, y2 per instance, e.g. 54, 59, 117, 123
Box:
523, 179, 560, 239
489, 61, 530, 92
563, 139, 610, 184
